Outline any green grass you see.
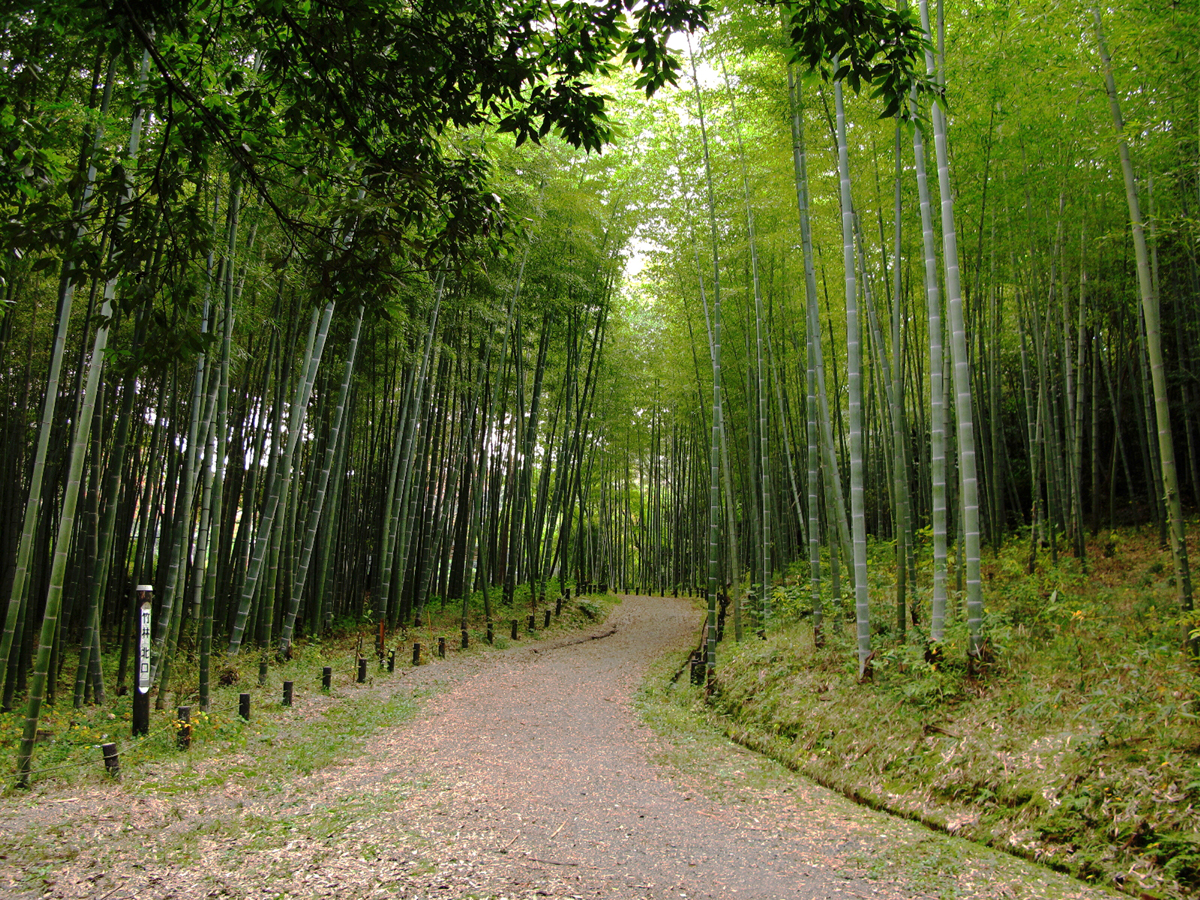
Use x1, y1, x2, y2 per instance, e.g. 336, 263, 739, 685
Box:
665, 525, 1200, 899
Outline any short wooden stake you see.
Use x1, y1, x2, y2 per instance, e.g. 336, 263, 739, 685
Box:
555, 597, 563, 617
101, 742, 120, 777
176, 706, 192, 750
510, 619, 518, 640
437, 637, 446, 658
322, 666, 332, 690
461, 629, 469, 649
387, 649, 396, 672
282, 681, 293, 707
527, 614, 536, 633
238, 693, 251, 722
357, 656, 367, 683
486, 622, 494, 644
412, 643, 421, 666
543, 609, 551, 628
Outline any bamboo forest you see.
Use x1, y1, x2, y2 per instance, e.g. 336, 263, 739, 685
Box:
2, 0, 1200, 888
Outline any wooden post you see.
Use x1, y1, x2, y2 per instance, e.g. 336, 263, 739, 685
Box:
356, 657, 367, 683
437, 637, 446, 659
321, 666, 332, 690
543, 609, 551, 629
177, 706, 192, 750
486, 622, 494, 644
412, 643, 421, 666
510, 619, 518, 640
387, 649, 396, 672
132, 588, 152, 737
282, 681, 293, 706
238, 693, 251, 721
461, 629, 469, 649
555, 597, 563, 617
527, 614, 536, 633
101, 742, 119, 777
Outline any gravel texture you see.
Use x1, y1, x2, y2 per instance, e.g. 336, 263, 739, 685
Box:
0, 595, 1122, 900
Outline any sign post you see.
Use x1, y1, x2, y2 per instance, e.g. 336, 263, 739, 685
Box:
132, 586, 152, 736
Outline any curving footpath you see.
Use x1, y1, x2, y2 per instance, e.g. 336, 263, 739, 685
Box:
0, 595, 1121, 900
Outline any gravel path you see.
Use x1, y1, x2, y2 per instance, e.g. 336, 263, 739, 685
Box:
379, 593, 894, 900
0, 595, 1121, 900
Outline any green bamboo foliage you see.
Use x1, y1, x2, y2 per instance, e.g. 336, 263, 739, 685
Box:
889, 120, 913, 636
16, 48, 152, 781
786, 84, 852, 592
688, 36, 722, 678
198, 176, 241, 710
787, 67, 824, 643
278, 303, 365, 655
227, 301, 334, 655
378, 276, 443, 627
834, 77, 872, 680
920, 0, 984, 659
1092, 7, 1194, 647
910, 86, 948, 643
720, 55, 772, 631
853, 213, 907, 635
147, 286, 215, 688
5, 0, 1200, 785
0, 57, 119, 709
689, 221, 741, 639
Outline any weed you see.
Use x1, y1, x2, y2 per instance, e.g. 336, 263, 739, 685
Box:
696, 528, 1200, 899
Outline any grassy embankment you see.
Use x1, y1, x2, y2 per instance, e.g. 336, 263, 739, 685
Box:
660, 526, 1200, 899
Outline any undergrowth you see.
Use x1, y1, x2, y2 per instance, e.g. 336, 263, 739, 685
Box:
694, 525, 1200, 900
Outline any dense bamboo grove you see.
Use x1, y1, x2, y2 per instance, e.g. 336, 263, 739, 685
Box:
2, 0, 1198, 780
619, 0, 1199, 668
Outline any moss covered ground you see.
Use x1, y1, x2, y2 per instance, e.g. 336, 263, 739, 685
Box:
685, 525, 1200, 898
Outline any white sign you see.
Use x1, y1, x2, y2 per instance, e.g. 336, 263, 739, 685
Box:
137, 602, 152, 694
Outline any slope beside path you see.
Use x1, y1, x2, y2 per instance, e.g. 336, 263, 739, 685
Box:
0, 595, 1120, 899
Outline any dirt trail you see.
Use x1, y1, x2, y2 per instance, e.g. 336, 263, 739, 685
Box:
0, 595, 1121, 899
